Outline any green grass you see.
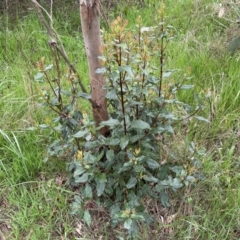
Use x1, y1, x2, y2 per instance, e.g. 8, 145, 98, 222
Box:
1, 0, 240, 239
4, 183, 75, 240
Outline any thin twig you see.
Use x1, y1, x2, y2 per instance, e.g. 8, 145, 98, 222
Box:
31, 0, 91, 102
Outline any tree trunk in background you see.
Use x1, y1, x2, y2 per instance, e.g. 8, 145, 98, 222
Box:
80, 0, 109, 136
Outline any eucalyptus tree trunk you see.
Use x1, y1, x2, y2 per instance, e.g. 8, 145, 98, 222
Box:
79, 0, 109, 136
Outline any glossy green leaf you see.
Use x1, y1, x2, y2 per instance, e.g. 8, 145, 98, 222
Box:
44, 64, 53, 71
130, 134, 144, 143
130, 213, 145, 221
130, 120, 150, 130
124, 218, 132, 230
171, 166, 184, 175
106, 89, 118, 100
95, 150, 105, 162
155, 182, 164, 193
106, 149, 114, 161
108, 138, 120, 146
96, 181, 106, 196
126, 177, 137, 189
84, 152, 96, 163
97, 173, 107, 182
143, 175, 159, 183
73, 166, 86, 177
86, 134, 92, 141
73, 129, 89, 138
84, 183, 93, 198
171, 178, 183, 189
120, 136, 129, 150
74, 173, 89, 183
77, 92, 91, 99
147, 159, 160, 169
160, 190, 171, 208
83, 210, 91, 226
34, 72, 44, 80
100, 118, 120, 127
185, 175, 195, 182
119, 65, 134, 78
128, 220, 138, 238
163, 71, 172, 78
165, 125, 174, 133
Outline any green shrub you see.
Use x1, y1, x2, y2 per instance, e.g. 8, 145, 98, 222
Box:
33, 4, 207, 238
